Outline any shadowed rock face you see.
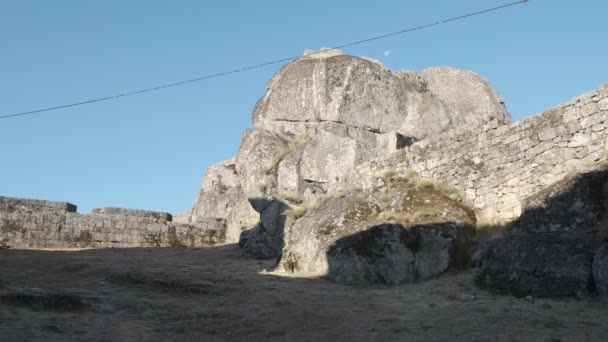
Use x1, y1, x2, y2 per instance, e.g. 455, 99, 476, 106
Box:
474, 166, 608, 298
474, 233, 600, 298
326, 222, 474, 286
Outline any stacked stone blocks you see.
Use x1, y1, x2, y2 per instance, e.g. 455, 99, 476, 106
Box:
0, 197, 225, 249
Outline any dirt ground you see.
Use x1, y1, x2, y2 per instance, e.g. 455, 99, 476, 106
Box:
0, 245, 606, 342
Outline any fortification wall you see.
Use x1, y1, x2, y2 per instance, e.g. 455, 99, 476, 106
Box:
0, 197, 224, 249
354, 83, 608, 223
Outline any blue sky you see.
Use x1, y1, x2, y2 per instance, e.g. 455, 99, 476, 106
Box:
0, 0, 605, 214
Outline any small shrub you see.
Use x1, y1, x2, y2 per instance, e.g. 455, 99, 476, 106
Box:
283, 199, 317, 226
382, 170, 397, 179
284, 207, 308, 226
413, 177, 465, 203
415, 178, 436, 190
411, 208, 438, 222
404, 169, 420, 179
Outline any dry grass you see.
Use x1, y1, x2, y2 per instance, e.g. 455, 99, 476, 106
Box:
276, 193, 304, 205
413, 177, 465, 203
411, 208, 439, 222
265, 148, 292, 175
378, 211, 412, 226
381, 168, 464, 203
2, 248, 605, 341
283, 199, 317, 226
264, 134, 311, 175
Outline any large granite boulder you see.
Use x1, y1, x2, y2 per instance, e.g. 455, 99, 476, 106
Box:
419, 66, 511, 127
253, 53, 455, 140
474, 233, 601, 298
278, 176, 476, 285
326, 222, 474, 285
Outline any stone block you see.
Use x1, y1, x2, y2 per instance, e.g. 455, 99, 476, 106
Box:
538, 127, 556, 141
568, 133, 591, 148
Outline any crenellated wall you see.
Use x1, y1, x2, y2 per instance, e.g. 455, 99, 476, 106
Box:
347, 83, 608, 223
0, 197, 225, 249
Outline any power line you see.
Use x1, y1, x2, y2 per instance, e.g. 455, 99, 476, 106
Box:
0, 0, 529, 120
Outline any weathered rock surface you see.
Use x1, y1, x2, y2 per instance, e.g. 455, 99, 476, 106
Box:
474, 233, 601, 298
180, 159, 258, 243
235, 130, 290, 198
278, 176, 476, 285
326, 222, 474, 285
240, 197, 292, 259
253, 53, 494, 139
593, 243, 608, 297
419, 66, 511, 127
511, 168, 608, 235
326, 223, 416, 285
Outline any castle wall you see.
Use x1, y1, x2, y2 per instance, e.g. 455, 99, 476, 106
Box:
357, 83, 608, 223
0, 197, 224, 249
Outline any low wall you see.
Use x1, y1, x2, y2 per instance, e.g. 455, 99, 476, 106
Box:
349, 83, 608, 223
0, 197, 225, 249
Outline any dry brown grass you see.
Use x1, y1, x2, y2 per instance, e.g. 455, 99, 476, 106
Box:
283, 199, 317, 226
378, 211, 412, 226
276, 193, 304, 205
264, 134, 311, 175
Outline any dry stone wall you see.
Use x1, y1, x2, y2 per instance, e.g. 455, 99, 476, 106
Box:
0, 197, 225, 249
344, 83, 608, 223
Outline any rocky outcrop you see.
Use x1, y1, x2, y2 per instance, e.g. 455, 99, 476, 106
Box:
252, 53, 455, 139
178, 159, 258, 243
419, 66, 511, 127
278, 175, 476, 285
474, 233, 600, 298
181, 50, 512, 244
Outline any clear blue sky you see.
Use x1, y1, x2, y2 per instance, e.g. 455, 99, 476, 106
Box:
1, 0, 605, 214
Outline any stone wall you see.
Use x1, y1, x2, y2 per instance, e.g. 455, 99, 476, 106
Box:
342, 83, 608, 223
0, 197, 225, 249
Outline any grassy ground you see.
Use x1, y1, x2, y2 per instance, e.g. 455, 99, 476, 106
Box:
1, 245, 607, 342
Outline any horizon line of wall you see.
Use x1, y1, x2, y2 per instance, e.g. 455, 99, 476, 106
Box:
0, 196, 225, 249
